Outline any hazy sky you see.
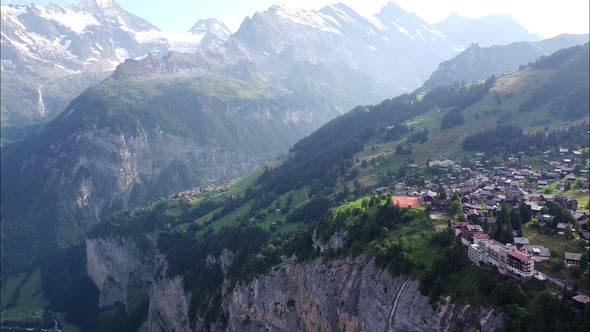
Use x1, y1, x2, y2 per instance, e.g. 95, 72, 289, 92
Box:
3, 0, 589, 38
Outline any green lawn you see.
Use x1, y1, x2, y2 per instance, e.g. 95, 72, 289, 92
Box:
208, 200, 255, 232
1, 272, 27, 309
228, 167, 265, 196
522, 223, 584, 256
259, 188, 309, 231
408, 237, 441, 270
0, 269, 46, 323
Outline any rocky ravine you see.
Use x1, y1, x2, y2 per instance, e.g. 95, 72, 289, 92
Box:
86, 234, 503, 332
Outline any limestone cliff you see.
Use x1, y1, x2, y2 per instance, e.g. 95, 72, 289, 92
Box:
86, 234, 503, 332
85, 235, 192, 332
225, 257, 503, 332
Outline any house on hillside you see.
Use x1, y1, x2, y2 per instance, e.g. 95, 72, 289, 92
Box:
564, 252, 583, 265
522, 245, 551, 261
554, 195, 578, 211
513, 237, 530, 249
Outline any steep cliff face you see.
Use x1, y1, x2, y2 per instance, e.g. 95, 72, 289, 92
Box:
85, 234, 503, 332
226, 257, 503, 332
85, 235, 192, 332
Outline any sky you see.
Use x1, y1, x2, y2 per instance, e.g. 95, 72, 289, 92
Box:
3, 0, 589, 38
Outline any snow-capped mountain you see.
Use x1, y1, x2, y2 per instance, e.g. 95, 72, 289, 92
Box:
0, 0, 168, 76
228, 2, 539, 92
231, 3, 457, 92
0, 0, 541, 145
169, 18, 232, 52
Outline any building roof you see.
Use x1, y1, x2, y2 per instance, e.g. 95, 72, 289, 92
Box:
473, 233, 490, 240
466, 224, 484, 232
523, 245, 551, 257
564, 252, 583, 261
508, 250, 532, 262
513, 237, 530, 245
556, 223, 567, 229
573, 295, 590, 304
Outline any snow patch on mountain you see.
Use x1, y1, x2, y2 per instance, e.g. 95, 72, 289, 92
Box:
269, 5, 342, 35
37, 5, 100, 33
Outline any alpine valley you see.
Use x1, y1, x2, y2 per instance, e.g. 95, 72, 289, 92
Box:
0, 1, 589, 332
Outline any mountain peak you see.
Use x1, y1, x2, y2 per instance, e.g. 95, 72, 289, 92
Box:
188, 18, 231, 35
79, 0, 116, 8
379, 1, 406, 16
75, 0, 117, 9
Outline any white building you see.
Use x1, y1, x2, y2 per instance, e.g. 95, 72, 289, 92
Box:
468, 244, 485, 266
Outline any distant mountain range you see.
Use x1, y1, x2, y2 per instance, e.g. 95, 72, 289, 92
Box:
434, 13, 542, 48
422, 33, 590, 91
1, 0, 544, 144
1, 0, 569, 274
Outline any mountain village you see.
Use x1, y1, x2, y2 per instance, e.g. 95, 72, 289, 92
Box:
388, 147, 590, 305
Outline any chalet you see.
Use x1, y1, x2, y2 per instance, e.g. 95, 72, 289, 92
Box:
513, 237, 530, 249
522, 245, 551, 261
539, 194, 554, 202
554, 195, 578, 211
580, 231, 590, 241
421, 190, 437, 203
459, 224, 485, 246
556, 223, 568, 233
507, 188, 526, 203
564, 252, 583, 265
537, 214, 553, 227
564, 174, 577, 183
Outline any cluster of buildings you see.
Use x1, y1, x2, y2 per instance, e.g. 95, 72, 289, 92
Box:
387, 150, 589, 281
179, 183, 229, 202
452, 221, 537, 279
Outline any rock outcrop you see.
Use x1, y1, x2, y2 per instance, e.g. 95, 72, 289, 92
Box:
86, 234, 503, 332
86, 234, 192, 332
226, 256, 503, 332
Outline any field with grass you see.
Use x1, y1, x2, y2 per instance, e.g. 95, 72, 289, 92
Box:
521, 223, 585, 256
0, 269, 46, 323
228, 167, 266, 196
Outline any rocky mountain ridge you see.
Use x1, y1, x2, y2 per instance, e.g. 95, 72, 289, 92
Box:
422, 33, 589, 91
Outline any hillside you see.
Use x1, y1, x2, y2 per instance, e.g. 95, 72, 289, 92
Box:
422, 34, 589, 91
0, 50, 391, 274
1, 1, 542, 145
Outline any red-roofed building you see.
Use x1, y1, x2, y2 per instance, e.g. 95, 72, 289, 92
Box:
392, 196, 421, 209
473, 232, 490, 243
507, 250, 534, 278
459, 224, 487, 246
573, 295, 590, 308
